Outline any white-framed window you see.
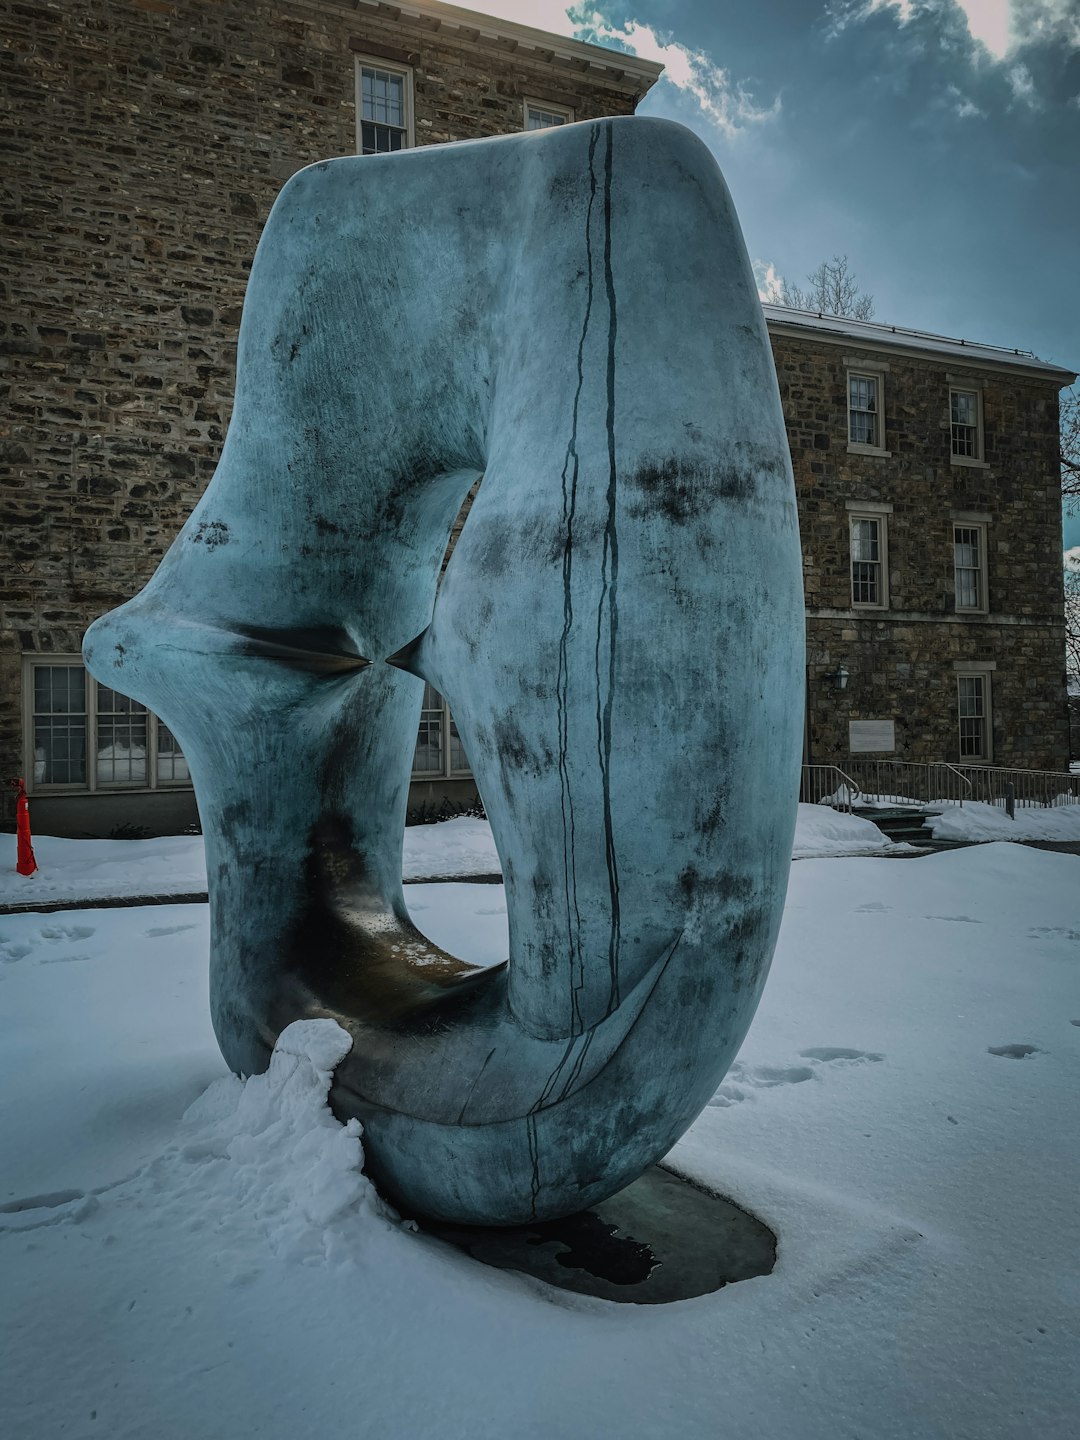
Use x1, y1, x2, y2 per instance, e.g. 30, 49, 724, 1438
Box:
953, 521, 988, 613
848, 509, 889, 609
847, 369, 888, 454
412, 684, 471, 780
524, 99, 574, 130
949, 381, 986, 465
23, 657, 190, 794
356, 59, 413, 155
956, 669, 993, 763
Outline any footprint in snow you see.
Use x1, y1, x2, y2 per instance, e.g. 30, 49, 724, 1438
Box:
987, 1043, 1041, 1059
708, 1061, 816, 1107
0, 939, 35, 963
801, 1047, 885, 1064
855, 902, 891, 913
0, 1188, 85, 1215
144, 924, 198, 938
928, 915, 982, 925
38, 924, 95, 942
1027, 926, 1080, 943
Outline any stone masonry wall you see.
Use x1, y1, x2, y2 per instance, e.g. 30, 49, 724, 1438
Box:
0, 0, 648, 825
770, 332, 1071, 770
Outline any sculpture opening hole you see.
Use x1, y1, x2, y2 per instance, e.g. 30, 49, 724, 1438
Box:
439, 474, 483, 582
403, 880, 508, 972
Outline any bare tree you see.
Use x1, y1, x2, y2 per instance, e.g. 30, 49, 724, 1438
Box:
782, 255, 875, 320
1066, 552, 1080, 693
1061, 385, 1079, 510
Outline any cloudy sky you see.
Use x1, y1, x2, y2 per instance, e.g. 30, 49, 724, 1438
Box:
483, 0, 1080, 544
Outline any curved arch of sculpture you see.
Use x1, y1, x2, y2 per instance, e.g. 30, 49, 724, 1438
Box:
84, 117, 804, 1227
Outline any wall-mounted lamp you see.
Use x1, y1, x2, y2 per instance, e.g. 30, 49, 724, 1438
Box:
824, 664, 849, 692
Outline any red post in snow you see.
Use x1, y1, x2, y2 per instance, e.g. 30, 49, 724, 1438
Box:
8, 777, 37, 877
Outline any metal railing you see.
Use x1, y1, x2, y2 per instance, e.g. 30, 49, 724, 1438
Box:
957, 765, 1080, 810
800, 764, 861, 813
802, 760, 1080, 812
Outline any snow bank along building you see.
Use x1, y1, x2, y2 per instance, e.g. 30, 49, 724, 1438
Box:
1, 0, 1075, 836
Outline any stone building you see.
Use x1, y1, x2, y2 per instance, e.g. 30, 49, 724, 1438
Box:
0, 0, 662, 835
764, 306, 1076, 777
2, 1, 1074, 838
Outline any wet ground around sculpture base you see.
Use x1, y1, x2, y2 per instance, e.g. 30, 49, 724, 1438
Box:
410, 1165, 776, 1304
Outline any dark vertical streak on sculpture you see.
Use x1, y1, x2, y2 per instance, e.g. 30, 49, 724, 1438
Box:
597, 120, 622, 1014
557, 126, 598, 1037
527, 1111, 542, 1221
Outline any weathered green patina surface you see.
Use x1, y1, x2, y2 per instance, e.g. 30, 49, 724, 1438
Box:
85, 117, 804, 1225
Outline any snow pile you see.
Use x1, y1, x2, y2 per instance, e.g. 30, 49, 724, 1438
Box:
927, 799, 1080, 843
792, 802, 912, 857
172, 1020, 385, 1261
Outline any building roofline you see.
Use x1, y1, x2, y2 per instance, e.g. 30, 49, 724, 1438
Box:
762, 304, 1077, 386
342, 0, 665, 92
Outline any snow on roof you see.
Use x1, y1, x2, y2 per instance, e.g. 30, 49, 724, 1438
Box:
762, 302, 1077, 383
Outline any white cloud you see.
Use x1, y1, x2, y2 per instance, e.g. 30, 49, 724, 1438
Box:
946, 83, 988, 117
824, 0, 913, 38
1010, 0, 1080, 52
578, 14, 782, 135
468, 4, 781, 137
1008, 60, 1039, 102
828, 0, 1079, 59
753, 260, 787, 303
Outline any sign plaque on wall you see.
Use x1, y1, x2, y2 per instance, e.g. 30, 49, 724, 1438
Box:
848, 719, 896, 754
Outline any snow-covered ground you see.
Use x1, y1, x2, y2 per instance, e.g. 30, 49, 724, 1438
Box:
0, 817, 502, 907
0, 806, 912, 908
926, 800, 1080, 843
2, 843, 1079, 1438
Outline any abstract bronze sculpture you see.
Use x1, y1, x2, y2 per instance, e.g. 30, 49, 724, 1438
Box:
85, 118, 804, 1226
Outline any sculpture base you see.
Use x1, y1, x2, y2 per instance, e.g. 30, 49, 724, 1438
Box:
410, 1165, 776, 1304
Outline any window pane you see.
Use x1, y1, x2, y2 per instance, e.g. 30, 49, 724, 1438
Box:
361, 121, 405, 156
958, 675, 987, 759
850, 518, 881, 604
851, 518, 879, 562
361, 68, 404, 126
413, 683, 445, 776
527, 107, 567, 130
954, 526, 981, 608
848, 374, 879, 446
34, 716, 86, 785
34, 665, 86, 715
448, 713, 470, 774
31, 666, 87, 785
96, 684, 148, 785
156, 724, 190, 784
951, 390, 978, 457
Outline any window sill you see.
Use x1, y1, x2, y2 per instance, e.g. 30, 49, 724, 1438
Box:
850, 602, 891, 612
954, 607, 989, 617
847, 443, 892, 458
950, 455, 989, 469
